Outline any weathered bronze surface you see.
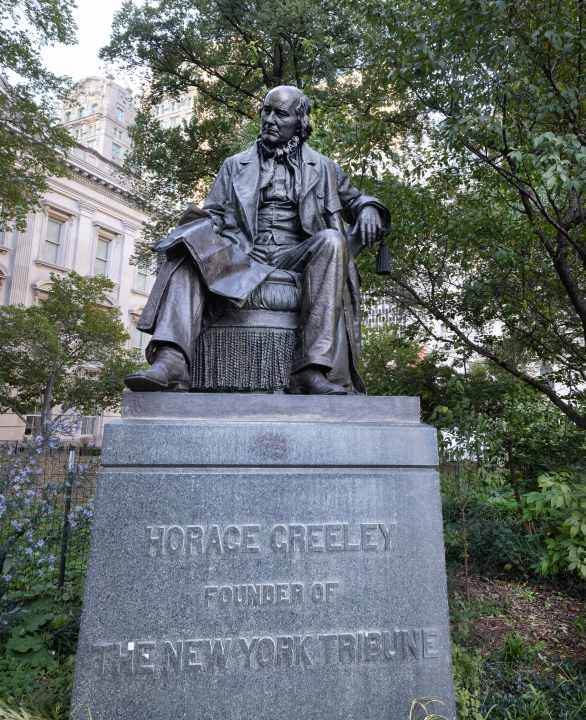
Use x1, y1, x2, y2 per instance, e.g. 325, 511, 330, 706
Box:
125, 87, 391, 395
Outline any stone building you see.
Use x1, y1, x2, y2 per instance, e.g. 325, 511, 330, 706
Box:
61, 75, 136, 163
0, 76, 153, 445
152, 88, 197, 129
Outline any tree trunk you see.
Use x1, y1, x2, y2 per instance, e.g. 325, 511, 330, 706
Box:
40, 370, 58, 432
461, 505, 470, 603
506, 439, 532, 535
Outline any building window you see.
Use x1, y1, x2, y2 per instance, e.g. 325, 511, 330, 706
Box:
24, 414, 42, 436
116, 107, 124, 122
136, 268, 148, 292
74, 129, 80, 139
112, 142, 121, 158
43, 217, 63, 264
65, 111, 71, 122
87, 125, 96, 136
78, 108, 85, 119
95, 237, 110, 276
184, 113, 193, 124
132, 323, 146, 350
91, 103, 98, 114
169, 116, 179, 128
113, 128, 123, 140
87, 140, 96, 149
81, 416, 96, 435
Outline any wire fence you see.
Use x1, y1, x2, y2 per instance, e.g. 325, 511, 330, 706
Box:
0, 444, 99, 613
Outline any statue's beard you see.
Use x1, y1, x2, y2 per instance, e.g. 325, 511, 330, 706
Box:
258, 134, 301, 159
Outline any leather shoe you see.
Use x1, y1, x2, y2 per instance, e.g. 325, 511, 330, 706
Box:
286, 367, 348, 395
124, 346, 190, 392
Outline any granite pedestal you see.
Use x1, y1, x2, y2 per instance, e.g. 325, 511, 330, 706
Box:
71, 395, 456, 720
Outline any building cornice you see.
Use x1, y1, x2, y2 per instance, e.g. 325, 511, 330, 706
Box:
48, 179, 149, 227
77, 200, 97, 214
41, 199, 79, 218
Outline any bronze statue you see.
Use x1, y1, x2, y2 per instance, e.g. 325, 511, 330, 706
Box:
125, 86, 391, 395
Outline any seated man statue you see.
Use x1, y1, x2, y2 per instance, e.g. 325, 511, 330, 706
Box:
125, 86, 391, 395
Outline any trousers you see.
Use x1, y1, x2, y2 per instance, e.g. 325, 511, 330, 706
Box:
148, 228, 349, 375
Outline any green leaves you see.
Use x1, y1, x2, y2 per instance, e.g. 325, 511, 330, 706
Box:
524, 470, 586, 578
0, 272, 145, 425
0, 0, 78, 231
354, 0, 586, 430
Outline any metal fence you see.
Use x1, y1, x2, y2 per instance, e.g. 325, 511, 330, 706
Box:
0, 445, 99, 611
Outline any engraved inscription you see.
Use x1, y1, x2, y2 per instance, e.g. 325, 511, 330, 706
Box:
203, 581, 339, 608
146, 523, 394, 556
91, 628, 440, 676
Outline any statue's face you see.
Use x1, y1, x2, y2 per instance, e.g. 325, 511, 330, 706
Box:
260, 88, 300, 148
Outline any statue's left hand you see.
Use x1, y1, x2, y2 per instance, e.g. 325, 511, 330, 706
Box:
356, 206, 384, 248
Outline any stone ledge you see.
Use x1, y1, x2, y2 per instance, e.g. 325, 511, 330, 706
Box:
102, 420, 437, 468
121, 392, 421, 424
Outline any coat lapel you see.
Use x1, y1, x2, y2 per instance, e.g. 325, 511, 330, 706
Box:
299, 144, 319, 205
233, 144, 261, 239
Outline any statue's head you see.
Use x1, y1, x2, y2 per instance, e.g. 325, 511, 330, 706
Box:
259, 86, 313, 149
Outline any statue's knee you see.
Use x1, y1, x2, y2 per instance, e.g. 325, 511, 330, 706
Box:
316, 229, 347, 255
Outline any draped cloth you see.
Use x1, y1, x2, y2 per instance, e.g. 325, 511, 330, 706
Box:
138, 141, 391, 394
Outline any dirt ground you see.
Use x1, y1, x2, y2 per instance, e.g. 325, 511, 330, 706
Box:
449, 567, 586, 661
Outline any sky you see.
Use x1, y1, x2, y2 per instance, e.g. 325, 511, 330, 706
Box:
40, 0, 139, 89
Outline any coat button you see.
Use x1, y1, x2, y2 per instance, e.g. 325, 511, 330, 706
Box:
317, 191, 324, 199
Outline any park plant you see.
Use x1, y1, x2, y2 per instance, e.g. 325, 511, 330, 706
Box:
0, 0, 77, 231
358, 0, 586, 431
0, 272, 145, 431
0, 415, 96, 717
524, 468, 586, 579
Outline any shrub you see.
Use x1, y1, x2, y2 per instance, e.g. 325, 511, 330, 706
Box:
524, 470, 586, 579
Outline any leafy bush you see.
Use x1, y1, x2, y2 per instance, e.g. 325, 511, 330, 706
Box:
443, 491, 545, 578
451, 643, 485, 720
524, 471, 586, 579
483, 657, 586, 720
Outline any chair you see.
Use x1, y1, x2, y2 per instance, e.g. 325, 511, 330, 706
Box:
190, 269, 301, 391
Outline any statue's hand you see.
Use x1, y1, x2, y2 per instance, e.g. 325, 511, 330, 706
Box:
356, 206, 383, 248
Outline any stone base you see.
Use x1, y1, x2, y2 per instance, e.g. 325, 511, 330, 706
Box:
71, 394, 456, 720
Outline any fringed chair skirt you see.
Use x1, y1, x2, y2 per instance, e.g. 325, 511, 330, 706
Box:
191, 270, 301, 392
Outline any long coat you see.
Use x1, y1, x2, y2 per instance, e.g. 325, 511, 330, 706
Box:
139, 142, 391, 392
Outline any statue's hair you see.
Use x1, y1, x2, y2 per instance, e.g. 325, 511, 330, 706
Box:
260, 86, 313, 142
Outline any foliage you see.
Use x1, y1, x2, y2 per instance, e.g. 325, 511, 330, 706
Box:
359, 326, 455, 420
0, 0, 77, 231
0, 272, 145, 428
444, 490, 546, 578
451, 643, 485, 720
356, 0, 586, 429
408, 697, 451, 720
0, 697, 57, 720
481, 656, 586, 720
98, 0, 414, 265
0, 421, 93, 717
0, 415, 96, 603
524, 469, 586, 578
0, 585, 82, 718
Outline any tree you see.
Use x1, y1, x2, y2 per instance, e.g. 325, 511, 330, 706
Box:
356, 0, 586, 429
0, 272, 145, 430
0, 0, 78, 231
99, 0, 414, 264
359, 325, 456, 419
